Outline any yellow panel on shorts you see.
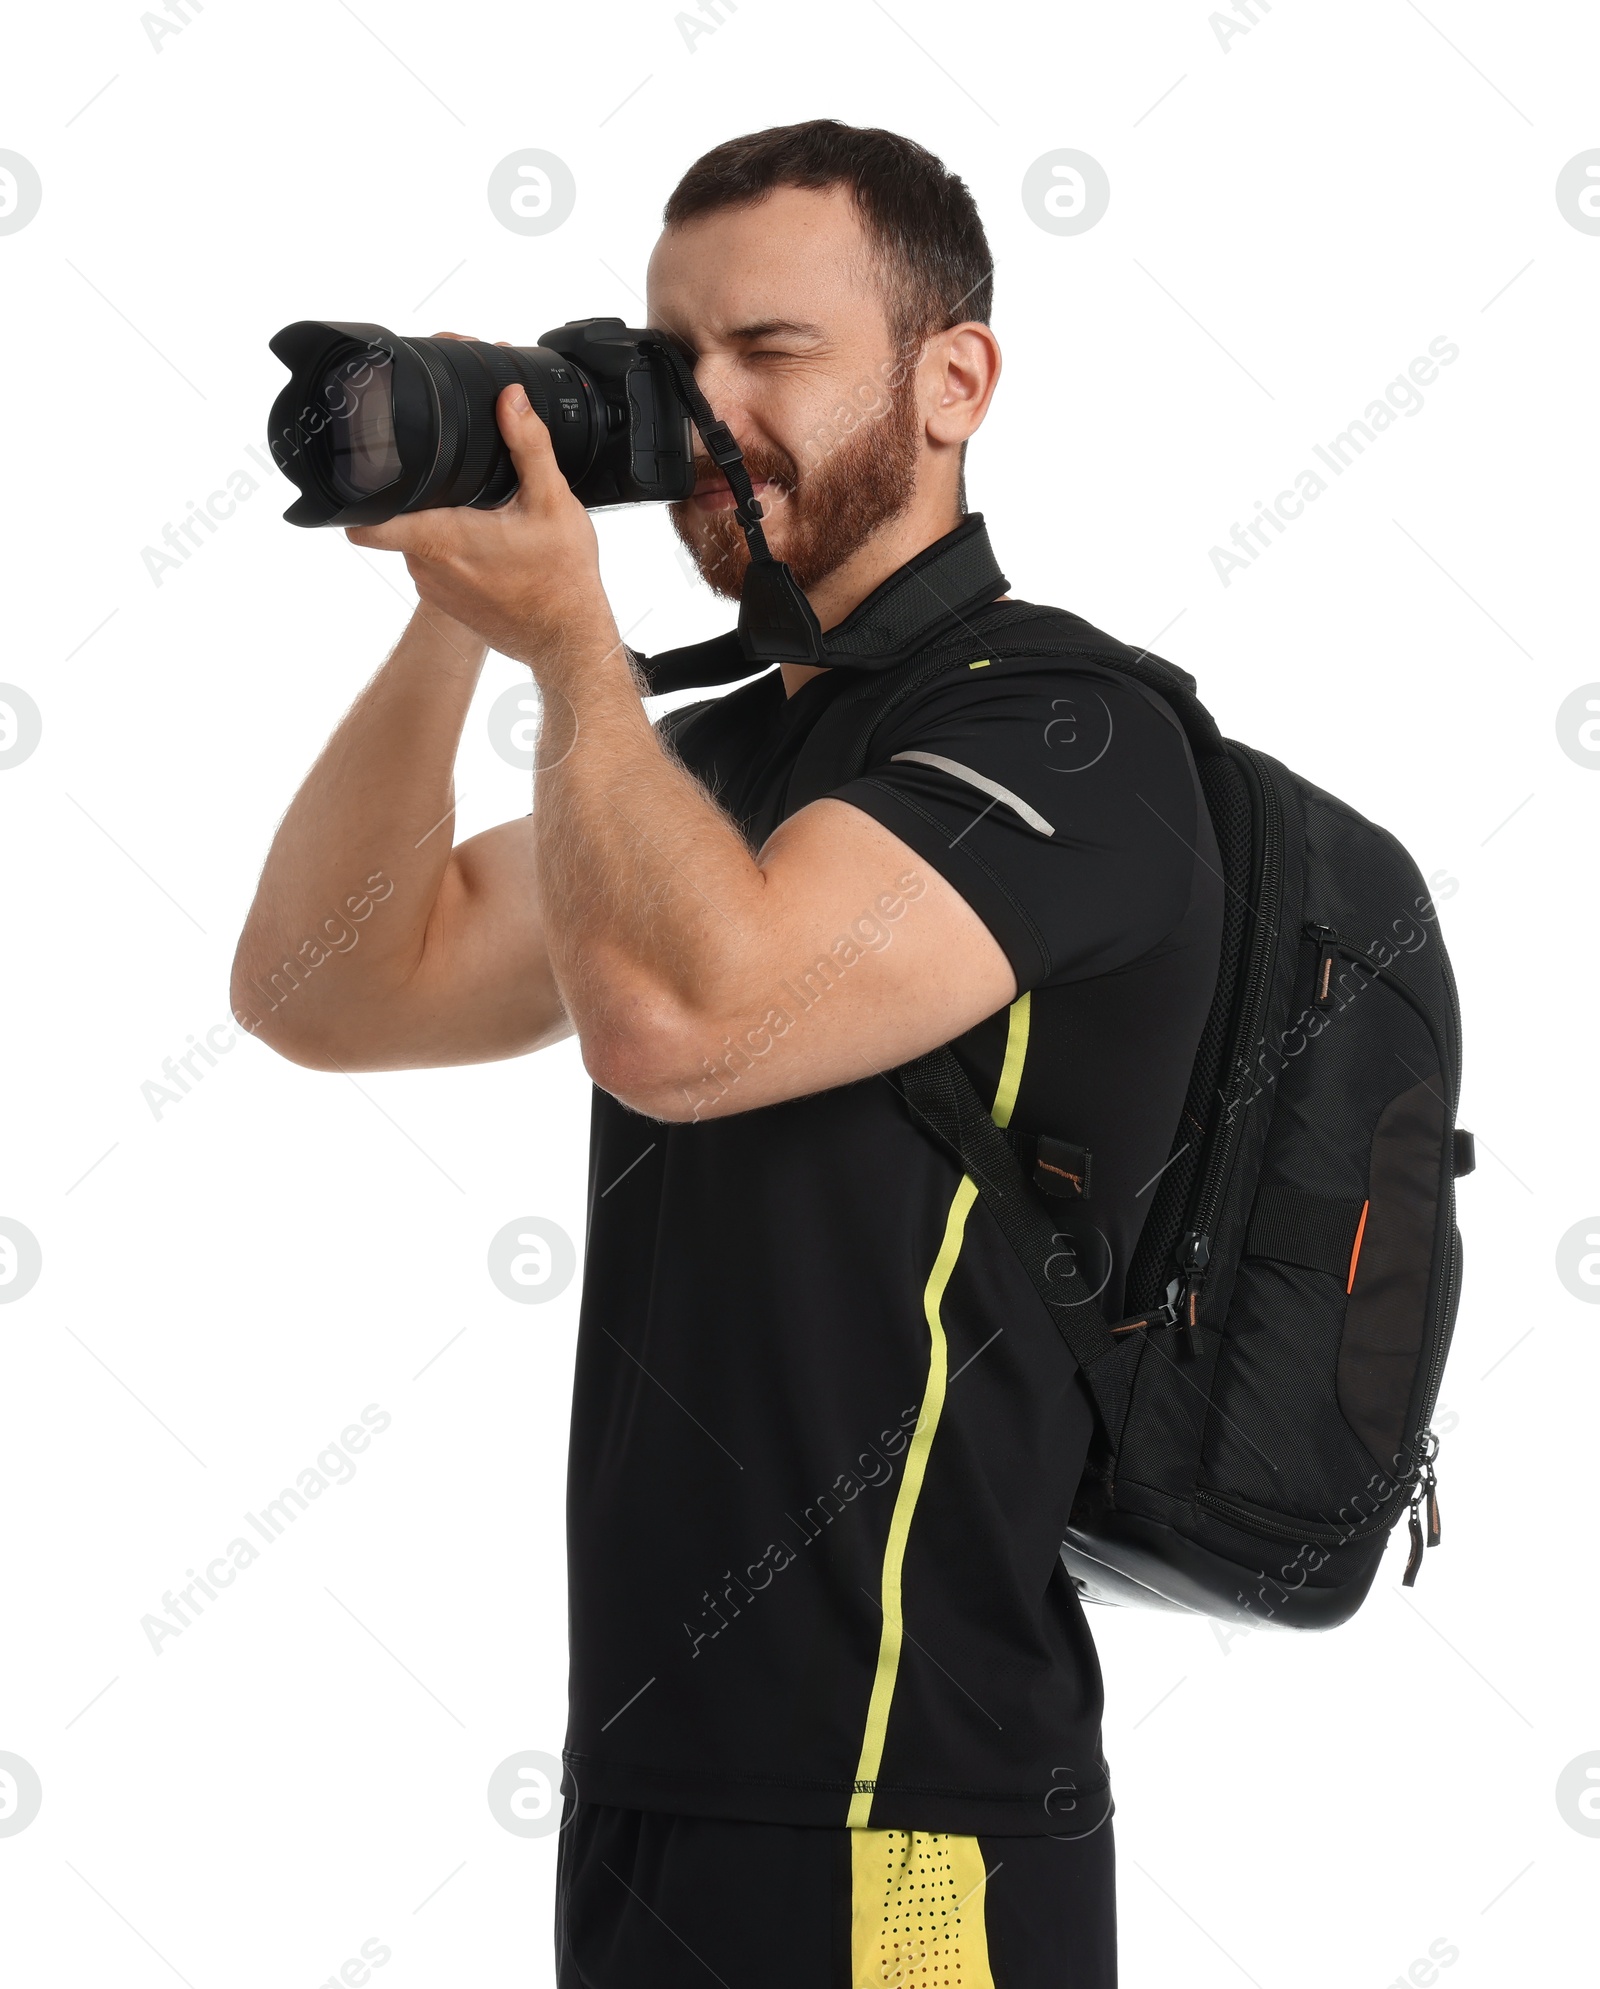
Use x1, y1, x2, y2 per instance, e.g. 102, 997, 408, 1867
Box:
850, 1828, 996, 1989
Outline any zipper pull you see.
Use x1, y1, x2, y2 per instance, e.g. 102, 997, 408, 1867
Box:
1420, 1430, 1441, 1551
1311, 927, 1337, 1007
1402, 1495, 1425, 1586
1304, 920, 1339, 1007
1401, 1443, 1441, 1586
1177, 1232, 1210, 1357
1422, 1453, 1441, 1549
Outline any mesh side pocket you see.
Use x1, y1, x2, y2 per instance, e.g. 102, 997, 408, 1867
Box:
1337, 1072, 1447, 1475
1200, 1257, 1385, 1516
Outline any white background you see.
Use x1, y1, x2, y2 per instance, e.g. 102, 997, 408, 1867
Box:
2, 1, 1596, 1983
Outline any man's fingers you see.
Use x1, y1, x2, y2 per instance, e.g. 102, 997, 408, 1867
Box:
345, 516, 437, 553
498, 385, 564, 506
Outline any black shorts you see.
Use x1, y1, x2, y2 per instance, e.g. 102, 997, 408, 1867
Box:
555, 1798, 1116, 1988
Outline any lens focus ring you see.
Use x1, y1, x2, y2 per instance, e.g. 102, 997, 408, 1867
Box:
405, 337, 469, 511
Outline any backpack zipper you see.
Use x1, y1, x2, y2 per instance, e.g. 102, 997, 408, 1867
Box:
1400, 1428, 1443, 1586
1170, 747, 1285, 1354
1194, 1485, 1405, 1546
1396, 1226, 1456, 1585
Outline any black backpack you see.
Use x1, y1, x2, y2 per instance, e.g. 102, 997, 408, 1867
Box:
781, 600, 1472, 1631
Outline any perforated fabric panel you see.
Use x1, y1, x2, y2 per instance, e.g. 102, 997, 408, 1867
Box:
1124, 749, 1253, 1310
850, 1830, 996, 1989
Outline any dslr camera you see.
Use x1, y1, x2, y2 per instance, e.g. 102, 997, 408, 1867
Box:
266, 318, 697, 527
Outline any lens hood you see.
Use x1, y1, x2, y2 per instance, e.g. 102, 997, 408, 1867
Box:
267, 321, 423, 527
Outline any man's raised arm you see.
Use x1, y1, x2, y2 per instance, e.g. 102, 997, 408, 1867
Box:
230, 602, 569, 1072
318, 386, 1016, 1123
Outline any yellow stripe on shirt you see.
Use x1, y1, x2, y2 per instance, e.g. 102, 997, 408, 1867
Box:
846, 993, 1032, 1828
992, 988, 1030, 1130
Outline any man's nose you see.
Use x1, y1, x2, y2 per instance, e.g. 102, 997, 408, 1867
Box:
691, 352, 752, 432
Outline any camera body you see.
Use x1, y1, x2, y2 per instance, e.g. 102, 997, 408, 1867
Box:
266, 317, 696, 528
540, 319, 696, 508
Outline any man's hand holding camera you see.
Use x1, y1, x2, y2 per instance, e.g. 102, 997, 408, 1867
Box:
345, 377, 621, 680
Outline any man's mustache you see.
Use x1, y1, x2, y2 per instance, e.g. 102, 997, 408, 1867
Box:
686, 451, 799, 500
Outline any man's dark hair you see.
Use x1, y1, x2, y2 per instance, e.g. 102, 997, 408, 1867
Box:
662, 120, 993, 357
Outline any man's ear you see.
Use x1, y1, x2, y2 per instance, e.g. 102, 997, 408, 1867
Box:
925, 323, 1001, 447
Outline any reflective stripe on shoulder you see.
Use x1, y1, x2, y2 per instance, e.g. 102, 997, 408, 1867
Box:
887, 751, 1055, 837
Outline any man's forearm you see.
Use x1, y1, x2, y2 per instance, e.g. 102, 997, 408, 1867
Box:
528, 629, 1001, 1125
532, 626, 777, 1092
232, 604, 488, 1054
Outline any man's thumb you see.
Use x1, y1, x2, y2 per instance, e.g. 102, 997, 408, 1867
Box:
498, 384, 559, 497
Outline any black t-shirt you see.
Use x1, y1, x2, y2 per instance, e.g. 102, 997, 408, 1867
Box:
563, 591, 1223, 1837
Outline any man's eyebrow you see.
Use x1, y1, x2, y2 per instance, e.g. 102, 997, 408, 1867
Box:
722, 318, 827, 342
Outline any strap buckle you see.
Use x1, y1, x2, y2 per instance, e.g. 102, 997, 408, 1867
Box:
1033, 1134, 1092, 1201
1008, 1130, 1092, 1200
1109, 1301, 1177, 1336
697, 418, 746, 470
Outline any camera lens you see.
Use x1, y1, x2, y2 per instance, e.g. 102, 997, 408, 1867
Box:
322, 348, 402, 502
268, 318, 694, 526
267, 320, 607, 528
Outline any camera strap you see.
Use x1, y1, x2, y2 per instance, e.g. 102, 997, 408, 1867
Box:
640, 336, 827, 668
633, 513, 1011, 694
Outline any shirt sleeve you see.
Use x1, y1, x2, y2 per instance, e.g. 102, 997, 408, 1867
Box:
828, 655, 1204, 990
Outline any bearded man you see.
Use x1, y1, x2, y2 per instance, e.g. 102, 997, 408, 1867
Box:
235, 120, 1223, 1988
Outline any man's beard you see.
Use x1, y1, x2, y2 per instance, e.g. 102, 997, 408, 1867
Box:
669, 372, 921, 601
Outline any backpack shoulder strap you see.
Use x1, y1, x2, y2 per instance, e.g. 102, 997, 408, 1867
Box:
893, 1046, 1136, 1446
784, 600, 1225, 819
778, 595, 1229, 1446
